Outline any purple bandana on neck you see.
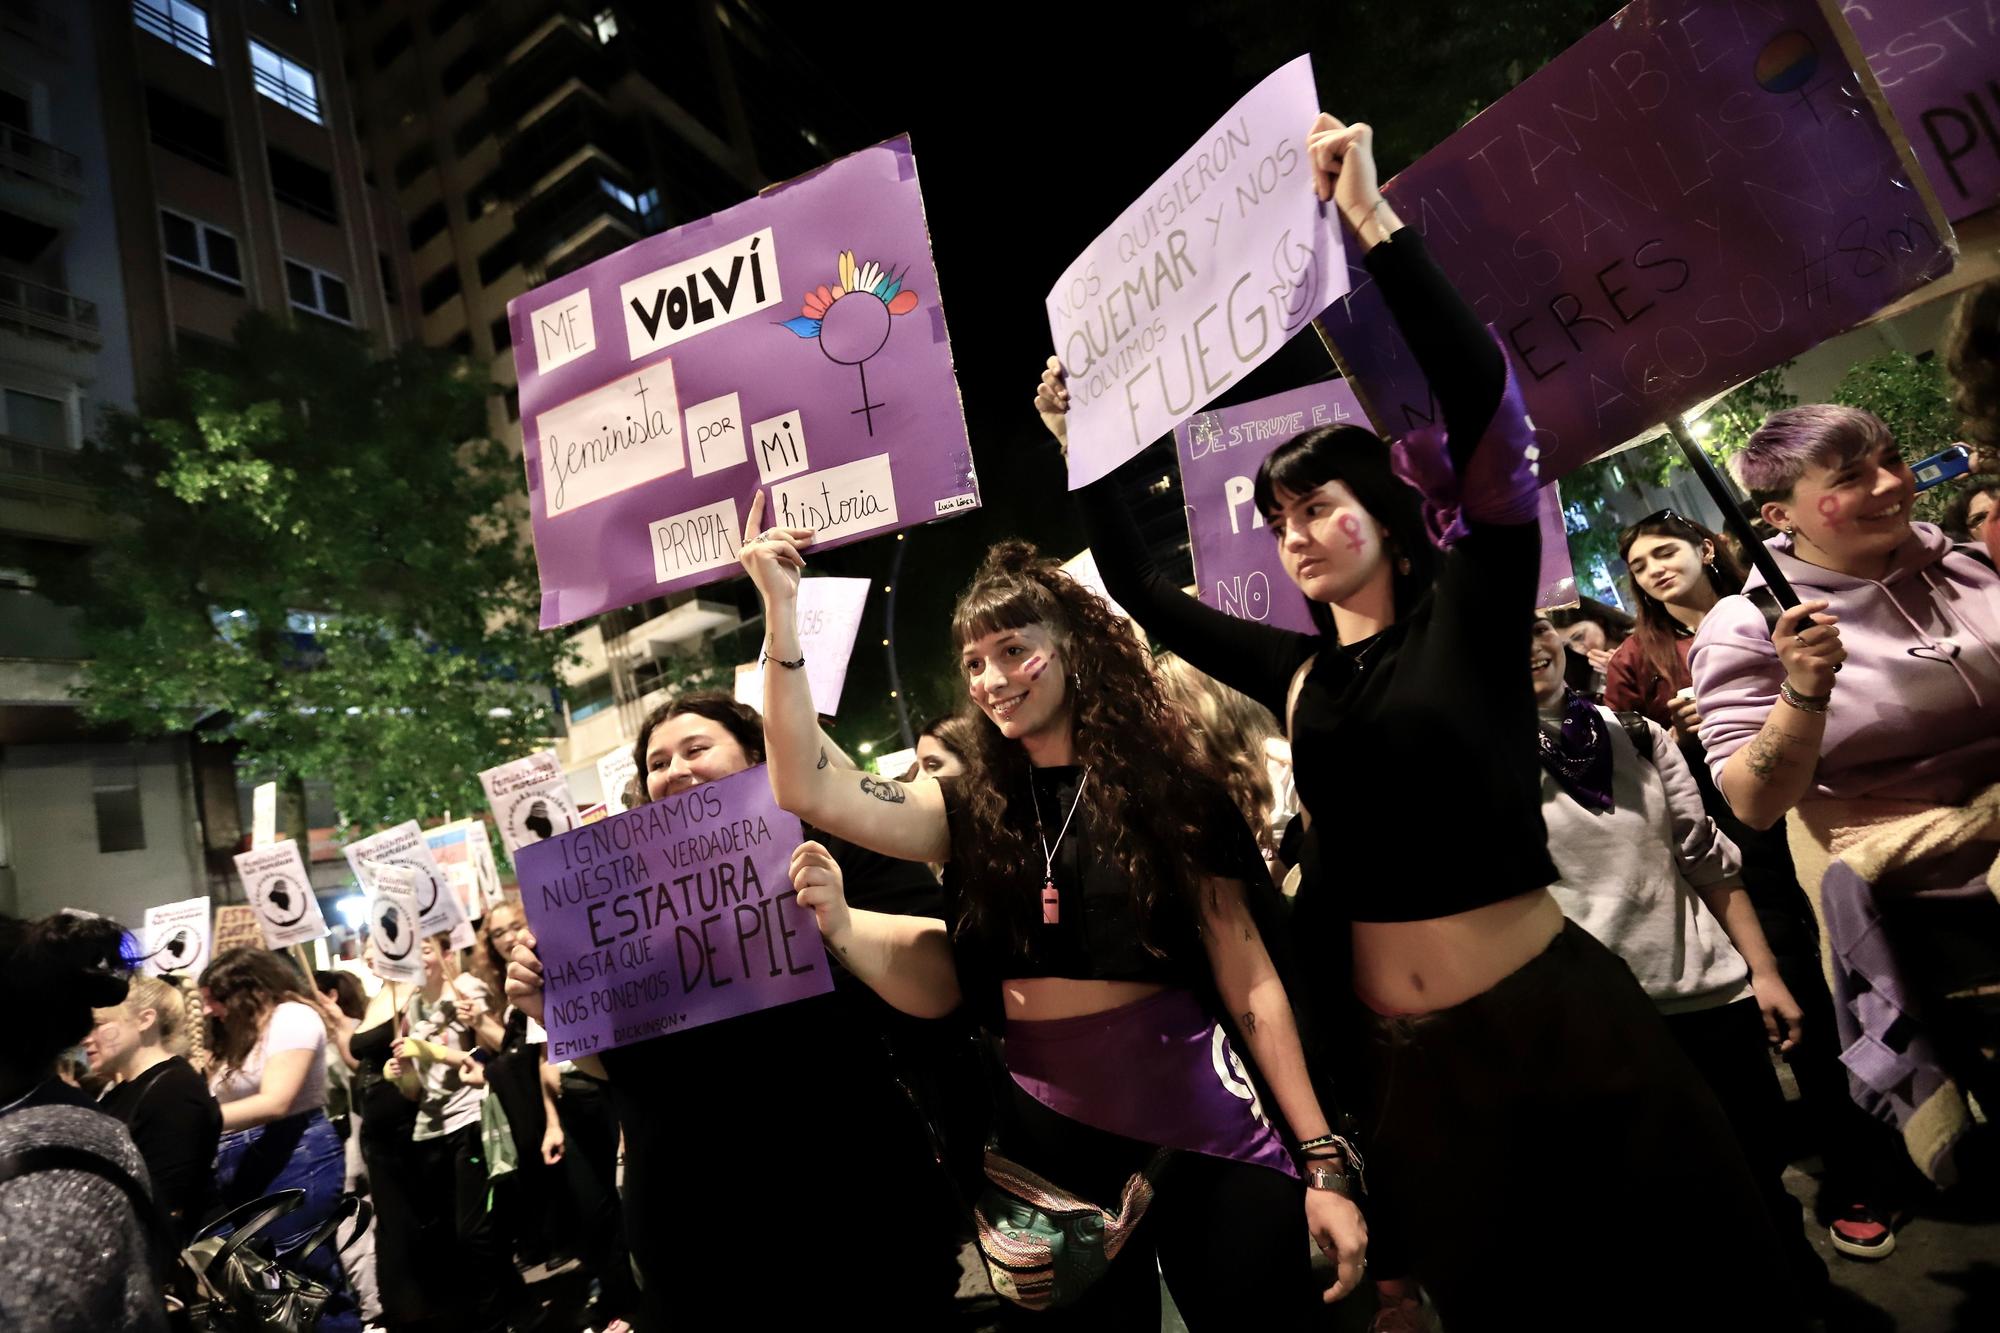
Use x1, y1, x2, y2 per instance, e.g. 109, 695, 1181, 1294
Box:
1005, 988, 1297, 1178
1388, 355, 1542, 548
1537, 691, 1615, 812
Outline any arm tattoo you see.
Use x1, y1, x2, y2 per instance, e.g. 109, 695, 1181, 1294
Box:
859, 775, 906, 804
1240, 1010, 1258, 1037
816, 747, 829, 770
1743, 732, 1789, 781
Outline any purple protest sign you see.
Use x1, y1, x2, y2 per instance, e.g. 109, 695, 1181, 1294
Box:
1177, 385, 1575, 626
1842, 0, 1999, 222
508, 137, 978, 627
513, 764, 830, 1063
1316, 0, 1957, 486
1049, 56, 1348, 489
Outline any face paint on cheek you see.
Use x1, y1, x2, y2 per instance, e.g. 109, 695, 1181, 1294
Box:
1022, 655, 1048, 682
1817, 494, 1844, 529
1338, 514, 1365, 553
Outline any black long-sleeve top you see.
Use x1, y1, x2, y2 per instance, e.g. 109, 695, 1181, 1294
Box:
95, 1055, 220, 1243
1080, 228, 1558, 924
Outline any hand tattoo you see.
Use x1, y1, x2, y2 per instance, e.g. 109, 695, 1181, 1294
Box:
859, 775, 906, 804
816, 747, 829, 770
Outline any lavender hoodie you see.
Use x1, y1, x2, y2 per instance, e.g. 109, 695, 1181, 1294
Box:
1689, 524, 2000, 805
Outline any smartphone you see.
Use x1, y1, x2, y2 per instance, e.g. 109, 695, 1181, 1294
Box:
1913, 443, 1973, 492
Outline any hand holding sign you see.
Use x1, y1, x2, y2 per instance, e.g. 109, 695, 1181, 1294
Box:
1306, 115, 1386, 230
789, 840, 851, 943
736, 491, 814, 607
1034, 356, 1070, 451
505, 928, 544, 1026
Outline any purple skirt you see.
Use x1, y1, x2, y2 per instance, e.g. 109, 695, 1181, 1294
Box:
1004, 988, 1297, 1178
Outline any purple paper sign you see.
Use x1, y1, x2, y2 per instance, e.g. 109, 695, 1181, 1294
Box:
507, 137, 979, 627
1177, 385, 1575, 625
1049, 56, 1349, 489
513, 765, 830, 1062
1315, 0, 1956, 486
1842, 0, 1999, 222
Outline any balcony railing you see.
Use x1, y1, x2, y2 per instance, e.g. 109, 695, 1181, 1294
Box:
0, 275, 101, 348
0, 124, 82, 195
0, 0, 70, 56
0, 434, 85, 484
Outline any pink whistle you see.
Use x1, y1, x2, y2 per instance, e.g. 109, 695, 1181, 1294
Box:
1041, 880, 1061, 925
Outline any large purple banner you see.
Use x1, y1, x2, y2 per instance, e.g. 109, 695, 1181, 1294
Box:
1316, 0, 1956, 485
514, 765, 829, 1063
1177, 385, 1575, 629
508, 137, 979, 627
1049, 57, 1349, 489
1842, 1, 1999, 222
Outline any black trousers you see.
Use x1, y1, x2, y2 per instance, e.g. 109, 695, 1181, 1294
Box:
1662, 999, 1829, 1299
555, 1073, 641, 1320
1359, 922, 1803, 1331
994, 1082, 1317, 1332
408, 1122, 526, 1333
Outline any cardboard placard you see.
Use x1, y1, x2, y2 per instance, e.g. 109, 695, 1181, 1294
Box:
363, 862, 426, 984
1052, 56, 1349, 488
1841, 0, 1999, 222
507, 135, 979, 626
480, 750, 583, 859
422, 820, 491, 923
142, 897, 211, 979
343, 821, 476, 950
233, 840, 329, 949
513, 764, 831, 1062
210, 905, 264, 957
728, 576, 872, 716
596, 746, 640, 816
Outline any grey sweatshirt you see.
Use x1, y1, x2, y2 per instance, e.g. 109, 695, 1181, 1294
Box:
0, 1099, 169, 1332
1540, 708, 1750, 1015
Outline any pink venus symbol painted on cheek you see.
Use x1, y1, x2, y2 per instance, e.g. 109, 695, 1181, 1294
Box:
1817, 495, 1843, 528
1338, 514, 1365, 552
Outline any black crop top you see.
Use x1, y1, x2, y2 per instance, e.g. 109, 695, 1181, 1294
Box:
937, 766, 1263, 1002
1079, 229, 1559, 924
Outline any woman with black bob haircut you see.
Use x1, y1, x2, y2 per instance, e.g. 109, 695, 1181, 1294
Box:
1046, 112, 1796, 1325
0, 911, 168, 1331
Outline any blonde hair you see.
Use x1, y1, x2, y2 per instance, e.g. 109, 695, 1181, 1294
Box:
120, 974, 191, 1055
1151, 653, 1283, 858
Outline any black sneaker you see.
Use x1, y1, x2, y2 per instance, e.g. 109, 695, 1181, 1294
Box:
1828, 1204, 1895, 1260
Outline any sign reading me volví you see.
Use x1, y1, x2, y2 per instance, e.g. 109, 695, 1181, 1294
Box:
1315, 0, 1956, 488
364, 861, 426, 984
142, 897, 211, 979
481, 750, 582, 860
507, 135, 980, 627
344, 821, 475, 951
728, 575, 872, 716
513, 763, 831, 1063
1051, 55, 1348, 489
233, 839, 328, 949
1844, 0, 1999, 224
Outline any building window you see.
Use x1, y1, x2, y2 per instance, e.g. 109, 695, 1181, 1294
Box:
145, 87, 230, 174
393, 144, 433, 190
2, 388, 69, 450
502, 386, 519, 421
370, 21, 412, 72
593, 8, 618, 44
379, 251, 400, 304
133, 0, 213, 65
258, 0, 301, 14
267, 147, 339, 223
248, 39, 322, 123
468, 165, 507, 218
285, 260, 352, 323
430, 0, 475, 36
489, 314, 512, 352
452, 108, 491, 157
407, 200, 447, 249
599, 177, 661, 225
447, 331, 472, 356
441, 48, 482, 97
476, 234, 517, 286
418, 265, 460, 314
160, 209, 243, 287
93, 757, 147, 854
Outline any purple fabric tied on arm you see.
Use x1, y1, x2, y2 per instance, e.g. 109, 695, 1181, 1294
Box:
1388, 360, 1542, 549
1005, 988, 1297, 1179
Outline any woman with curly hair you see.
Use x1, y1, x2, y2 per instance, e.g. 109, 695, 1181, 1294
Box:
201, 947, 360, 1332
733, 486, 1366, 1327
1153, 652, 1293, 870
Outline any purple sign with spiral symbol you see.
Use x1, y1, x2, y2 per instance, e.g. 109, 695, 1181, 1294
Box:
1051, 56, 1350, 489
1314, 0, 1957, 487
506, 137, 979, 628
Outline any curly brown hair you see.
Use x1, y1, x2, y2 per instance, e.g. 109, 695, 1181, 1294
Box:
945, 540, 1223, 959
200, 947, 319, 1080
1944, 278, 2000, 450
1151, 653, 1283, 861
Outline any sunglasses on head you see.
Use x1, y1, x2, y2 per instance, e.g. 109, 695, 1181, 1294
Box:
1617, 508, 1705, 553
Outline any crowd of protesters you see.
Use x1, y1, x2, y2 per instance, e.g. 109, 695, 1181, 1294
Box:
3, 113, 1997, 1333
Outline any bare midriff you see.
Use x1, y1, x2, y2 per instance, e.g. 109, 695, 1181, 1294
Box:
1350, 887, 1565, 1015
1002, 977, 1169, 1022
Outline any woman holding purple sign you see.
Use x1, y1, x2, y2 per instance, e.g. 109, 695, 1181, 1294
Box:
1043, 114, 1798, 1325
734, 490, 1367, 1326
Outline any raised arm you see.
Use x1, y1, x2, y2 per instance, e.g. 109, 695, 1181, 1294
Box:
738, 493, 950, 864
792, 842, 962, 1019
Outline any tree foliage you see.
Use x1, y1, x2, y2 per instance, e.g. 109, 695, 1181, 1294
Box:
1828, 350, 1963, 525
18, 315, 573, 831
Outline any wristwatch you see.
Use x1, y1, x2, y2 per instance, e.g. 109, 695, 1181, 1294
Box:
1305, 1162, 1352, 1196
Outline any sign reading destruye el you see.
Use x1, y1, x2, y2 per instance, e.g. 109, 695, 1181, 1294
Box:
507, 136, 978, 627
1052, 56, 1349, 489
1315, 0, 1956, 485
514, 764, 830, 1062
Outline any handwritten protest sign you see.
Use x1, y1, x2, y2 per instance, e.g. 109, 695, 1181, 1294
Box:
364, 862, 426, 984
1177, 385, 1578, 620
210, 905, 263, 956
1051, 56, 1348, 488
1316, 0, 1956, 486
513, 764, 830, 1063
730, 576, 872, 716
481, 751, 582, 859
233, 840, 328, 949
1059, 549, 1131, 623
422, 820, 491, 923
597, 747, 640, 816
344, 822, 475, 950
1843, 0, 1999, 222
142, 897, 211, 979
508, 136, 979, 626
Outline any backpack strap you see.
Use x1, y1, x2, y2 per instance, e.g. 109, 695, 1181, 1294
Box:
1612, 711, 1655, 763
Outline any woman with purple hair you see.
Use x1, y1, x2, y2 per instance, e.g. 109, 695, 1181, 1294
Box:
1690, 403, 2000, 1186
